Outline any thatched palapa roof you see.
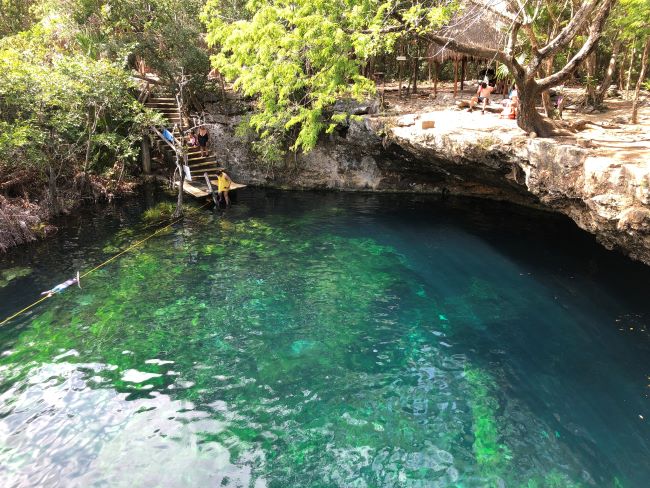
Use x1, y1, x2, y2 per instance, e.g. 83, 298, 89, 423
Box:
427, 0, 509, 62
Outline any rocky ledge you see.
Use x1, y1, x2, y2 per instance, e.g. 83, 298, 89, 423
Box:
206, 107, 650, 266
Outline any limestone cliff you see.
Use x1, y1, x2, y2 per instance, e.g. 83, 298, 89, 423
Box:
203, 108, 650, 266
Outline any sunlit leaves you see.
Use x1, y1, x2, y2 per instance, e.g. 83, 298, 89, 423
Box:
0, 14, 149, 172
203, 0, 456, 155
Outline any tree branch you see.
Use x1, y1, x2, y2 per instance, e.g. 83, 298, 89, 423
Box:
535, 0, 604, 63
537, 0, 615, 90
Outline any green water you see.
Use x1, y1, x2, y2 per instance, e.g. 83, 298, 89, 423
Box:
1, 189, 649, 487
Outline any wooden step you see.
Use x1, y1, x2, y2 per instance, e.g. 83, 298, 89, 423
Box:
188, 158, 215, 166
190, 167, 220, 174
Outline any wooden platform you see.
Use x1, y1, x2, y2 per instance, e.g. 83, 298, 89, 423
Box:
174, 180, 247, 199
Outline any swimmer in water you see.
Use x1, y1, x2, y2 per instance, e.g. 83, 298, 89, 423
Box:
41, 271, 81, 297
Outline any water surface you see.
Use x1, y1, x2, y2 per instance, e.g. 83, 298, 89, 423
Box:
1, 188, 649, 487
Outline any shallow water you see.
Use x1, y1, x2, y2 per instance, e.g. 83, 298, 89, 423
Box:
1, 188, 649, 487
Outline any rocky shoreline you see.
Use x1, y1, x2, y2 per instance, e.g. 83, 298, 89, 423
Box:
206, 105, 650, 266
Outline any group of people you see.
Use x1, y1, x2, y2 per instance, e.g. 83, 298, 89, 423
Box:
468, 82, 519, 119
186, 126, 210, 157
185, 126, 233, 207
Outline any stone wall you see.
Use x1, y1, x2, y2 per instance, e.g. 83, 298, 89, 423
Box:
202, 108, 650, 266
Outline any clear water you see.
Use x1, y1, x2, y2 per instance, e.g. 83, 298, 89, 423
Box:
1, 188, 649, 488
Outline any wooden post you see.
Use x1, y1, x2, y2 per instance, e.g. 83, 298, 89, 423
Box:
141, 134, 151, 174
453, 58, 458, 97
460, 57, 466, 91
204, 172, 219, 208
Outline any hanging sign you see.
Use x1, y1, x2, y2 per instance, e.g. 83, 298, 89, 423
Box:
396, 56, 407, 61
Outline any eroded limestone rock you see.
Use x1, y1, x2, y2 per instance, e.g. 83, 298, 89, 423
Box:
207, 110, 650, 266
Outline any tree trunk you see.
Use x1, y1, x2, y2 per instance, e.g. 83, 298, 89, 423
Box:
631, 36, 650, 124
398, 58, 403, 98
542, 57, 555, 117
412, 41, 419, 95
618, 49, 628, 91
594, 40, 621, 106
453, 58, 458, 97
173, 160, 184, 218
584, 51, 597, 106
517, 82, 555, 137
433, 61, 438, 96
626, 42, 637, 99
141, 134, 151, 174
412, 58, 418, 95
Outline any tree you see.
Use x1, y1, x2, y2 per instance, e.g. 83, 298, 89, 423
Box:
202, 0, 454, 154
0, 3, 161, 212
615, 0, 650, 123
425, 0, 616, 136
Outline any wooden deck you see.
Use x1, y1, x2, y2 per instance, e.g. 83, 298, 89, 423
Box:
174, 180, 247, 199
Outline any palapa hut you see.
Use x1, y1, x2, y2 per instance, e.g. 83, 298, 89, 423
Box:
426, 0, 509, 95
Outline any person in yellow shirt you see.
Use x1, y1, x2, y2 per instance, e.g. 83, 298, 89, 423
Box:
216, 170, 232, 207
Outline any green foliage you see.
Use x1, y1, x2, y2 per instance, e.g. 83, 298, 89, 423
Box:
0, 0, 206, 204
616, 0, 650, 40
202, 0, 455, 154
0, 7, 159, 186
0, 0, 39, 36
142, 202, 206, 222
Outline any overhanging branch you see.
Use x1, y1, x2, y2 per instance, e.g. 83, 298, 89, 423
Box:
537, 0, 615, 90
535, 0, 604, 63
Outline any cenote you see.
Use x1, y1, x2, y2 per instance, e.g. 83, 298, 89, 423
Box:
1, 188, 649, 487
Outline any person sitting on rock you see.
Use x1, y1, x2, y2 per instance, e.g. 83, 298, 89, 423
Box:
469, 82, 494, 114
500, 94, 519, 120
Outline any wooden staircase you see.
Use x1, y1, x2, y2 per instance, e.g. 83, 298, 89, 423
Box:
145, 95, 236, 197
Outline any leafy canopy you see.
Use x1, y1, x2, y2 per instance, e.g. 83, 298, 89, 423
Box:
202, 0, 455, 154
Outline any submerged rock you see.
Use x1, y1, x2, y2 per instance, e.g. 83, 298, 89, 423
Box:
0, 266, 32, 288
290, 339, 317, 356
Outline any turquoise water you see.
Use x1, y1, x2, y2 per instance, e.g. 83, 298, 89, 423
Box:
0, 188, 649, 487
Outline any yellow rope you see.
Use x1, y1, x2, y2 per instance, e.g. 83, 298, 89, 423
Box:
0, 202, 211, 327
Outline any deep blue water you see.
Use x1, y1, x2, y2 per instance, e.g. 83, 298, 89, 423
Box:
0, 188, 648, 487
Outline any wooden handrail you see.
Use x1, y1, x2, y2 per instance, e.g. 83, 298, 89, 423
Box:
150, 126, 181, 155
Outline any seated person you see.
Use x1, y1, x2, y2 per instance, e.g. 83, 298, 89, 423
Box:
187, 131, 197, 147
500, 95, 519, 119
469, 82, 494, 113
501, 86, 518, 106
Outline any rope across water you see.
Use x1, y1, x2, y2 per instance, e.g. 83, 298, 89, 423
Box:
0, 202, 211, 327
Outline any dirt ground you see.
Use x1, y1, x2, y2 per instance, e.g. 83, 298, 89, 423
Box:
376, 81, 650, 167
